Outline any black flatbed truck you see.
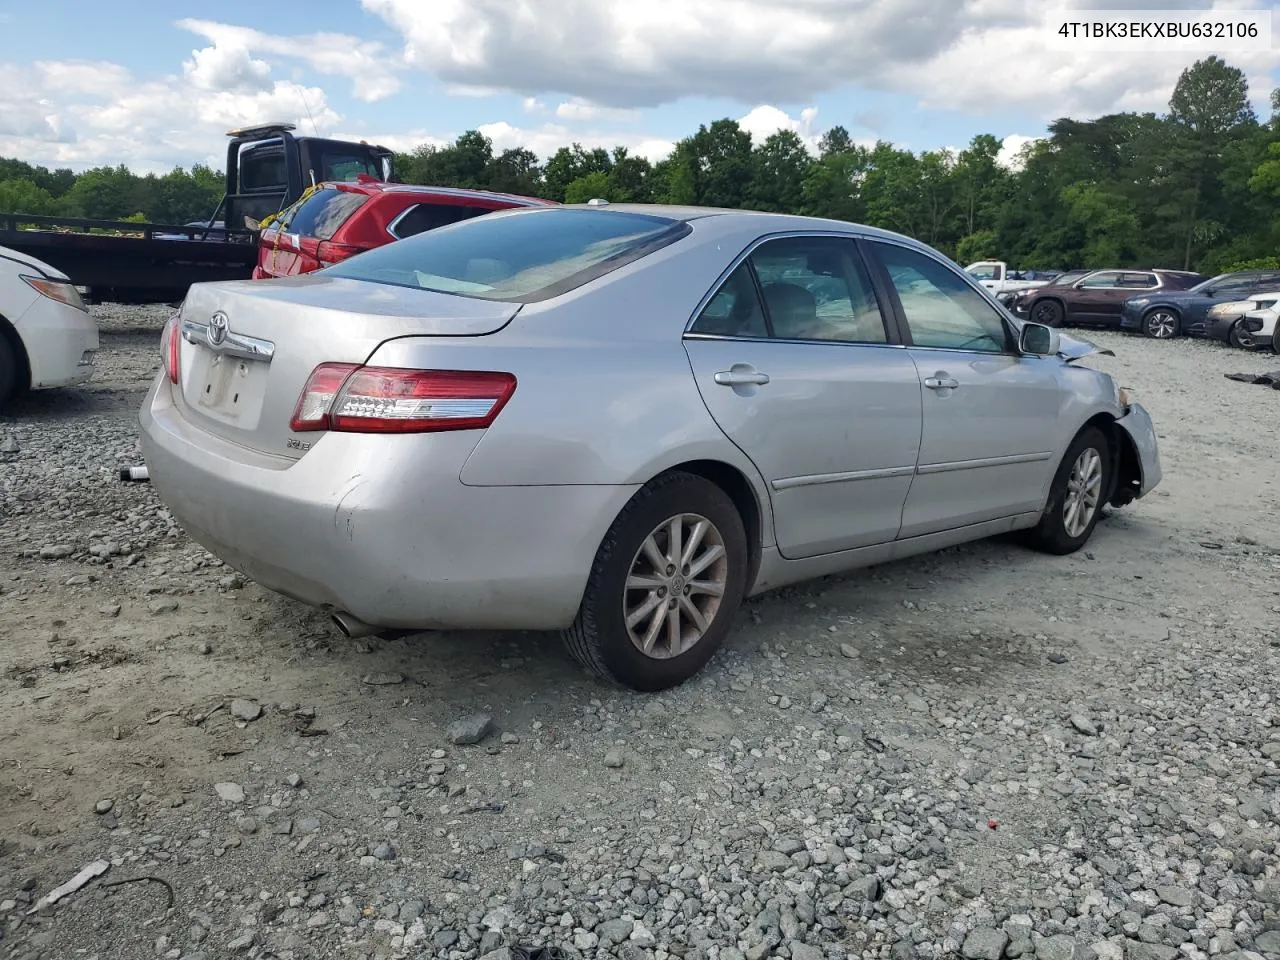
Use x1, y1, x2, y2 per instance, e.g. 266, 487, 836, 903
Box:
0, 123, 393, 304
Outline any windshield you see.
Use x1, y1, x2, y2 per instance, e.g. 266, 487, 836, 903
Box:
1189, 273, 1231, 294
325, 208, 691, 303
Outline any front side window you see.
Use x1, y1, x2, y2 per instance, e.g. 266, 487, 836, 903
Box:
967, 264, 999, 281
1078, 271, 1122, 288
326, 208, 689, 303
871, 242, 1010, 353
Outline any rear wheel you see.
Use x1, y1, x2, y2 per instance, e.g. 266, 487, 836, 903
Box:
562, 472, 748, 691
1273, 320, 1280, 354
1229, 320, 1257, 350
0, 335, 17, 408
1143, 309, 1180, 339
1022, 427, 1111, 555
1031, 299, 1064, 327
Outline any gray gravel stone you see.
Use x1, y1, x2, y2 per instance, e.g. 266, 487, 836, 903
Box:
604, 748, 624, 768
962, 928, 1009, 960
229, 698, 261, 722
447, 712, 494, 745
94, 799, 113, 814
1070, 714, 1099, 736
213, 782, 245, 803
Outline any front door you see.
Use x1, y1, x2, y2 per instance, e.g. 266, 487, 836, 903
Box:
1066, 270, 1129, 322
864, 240, 1064, 539
683, 235, 923, 560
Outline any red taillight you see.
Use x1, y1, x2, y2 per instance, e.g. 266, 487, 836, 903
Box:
315, 241, 364, 267
161, 314, 180, 384
291, 365, 516, 434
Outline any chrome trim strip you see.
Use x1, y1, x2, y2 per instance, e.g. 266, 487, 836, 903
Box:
180, 318, 276, 362
683, 332, 907, 349
916, 451, 1053, 475
386, 203, 420, 240
772, 465, 916, 490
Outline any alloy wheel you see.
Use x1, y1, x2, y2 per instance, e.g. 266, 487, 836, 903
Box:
623, 513, 728, 659
1063, 447, 1103, 538
1145, 311, 1177, 339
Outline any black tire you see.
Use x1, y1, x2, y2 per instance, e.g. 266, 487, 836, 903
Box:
1031, 299, 1064, 327
1142, 308, 1180, 339
1272, 320, 1280, 355
0, 335, 17, 408
1228, 320, 1256, 350
562, 471, 748, 692
1022, 427, 1112, 556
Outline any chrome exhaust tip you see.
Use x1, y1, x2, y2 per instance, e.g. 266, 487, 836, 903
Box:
331, 611, 379, 639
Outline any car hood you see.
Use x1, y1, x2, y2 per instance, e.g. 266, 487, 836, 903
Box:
1058, 330, 1115, 362
0, 245, 71, 281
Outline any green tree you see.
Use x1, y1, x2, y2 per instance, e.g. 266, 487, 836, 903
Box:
749, 131, 809, 212
954, 230, 999, 265
0, 178, 56, 217
563, 170, 613, 204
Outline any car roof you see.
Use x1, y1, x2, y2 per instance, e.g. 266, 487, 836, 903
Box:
555, 202, 925, 244
323, 179, 554, 206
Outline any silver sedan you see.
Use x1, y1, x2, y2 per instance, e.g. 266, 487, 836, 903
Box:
139, 204, 1162, 691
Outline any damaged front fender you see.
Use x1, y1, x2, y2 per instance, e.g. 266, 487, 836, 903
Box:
1058, 332, 1116, 363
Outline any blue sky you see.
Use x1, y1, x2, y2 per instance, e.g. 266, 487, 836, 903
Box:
1, 0, 1278, 173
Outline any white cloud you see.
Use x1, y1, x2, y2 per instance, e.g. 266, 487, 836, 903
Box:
476, 120, 674, 163
0, 55, 343, 174
522, 97, 546, 113
997, 134, 1039, 169
554, 98, 639, 122
737, 105, 820, 150
363, 0, 1280, 120
176, 19, 403, 103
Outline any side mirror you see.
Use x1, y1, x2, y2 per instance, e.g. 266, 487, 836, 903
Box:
1019, 322, 1061, 356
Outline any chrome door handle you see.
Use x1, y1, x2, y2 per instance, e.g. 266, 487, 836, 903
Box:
924, 375, 959, 390
714, 368, 770, 386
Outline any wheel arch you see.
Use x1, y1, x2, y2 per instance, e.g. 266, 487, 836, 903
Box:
0, 312, 33, 394
1078, 412, 1141, 507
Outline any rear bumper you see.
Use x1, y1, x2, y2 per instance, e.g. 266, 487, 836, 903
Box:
1115, 402, 1161, 498
138, 376, 638, 631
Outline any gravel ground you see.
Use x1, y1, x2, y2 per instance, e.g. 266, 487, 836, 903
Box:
1, 307, 1279, 960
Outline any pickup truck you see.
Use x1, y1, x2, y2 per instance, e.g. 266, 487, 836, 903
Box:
965, 261, 1060, 303
0, 123, 393, 304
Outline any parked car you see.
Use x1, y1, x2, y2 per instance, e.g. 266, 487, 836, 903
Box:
965, 260, 1056, 299
140, 204, 1162, 691
0, 245, 99, 407
1007, 270, 1093, 314
253, 180, 555, 279
1020, 269, 1204, 329
1229, 291, 1280, 351
1117, 269, 1280, 339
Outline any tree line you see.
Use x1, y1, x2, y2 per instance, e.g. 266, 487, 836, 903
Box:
1, 57, 1277, 273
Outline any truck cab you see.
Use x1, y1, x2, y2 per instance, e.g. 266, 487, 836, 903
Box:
224, 123, 394, 231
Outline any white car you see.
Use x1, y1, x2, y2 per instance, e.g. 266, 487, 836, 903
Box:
0, 245, 99, 406
1230, 290, 1280, 351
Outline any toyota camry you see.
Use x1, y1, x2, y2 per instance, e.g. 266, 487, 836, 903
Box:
139, 204, 1162, 691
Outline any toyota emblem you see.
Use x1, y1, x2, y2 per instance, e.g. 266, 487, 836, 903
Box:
207, 311, 229, 347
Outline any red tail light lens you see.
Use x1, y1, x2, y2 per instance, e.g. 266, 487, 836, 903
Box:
291, 365, 516, 434
161, 314, 181, 384
316, 241, 364, 268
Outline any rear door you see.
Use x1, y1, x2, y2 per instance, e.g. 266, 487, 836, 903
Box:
864, 240, 1064, 538
683, 234, 923, 559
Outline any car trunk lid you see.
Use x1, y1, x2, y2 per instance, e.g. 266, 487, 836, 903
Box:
173, 275, 520, 459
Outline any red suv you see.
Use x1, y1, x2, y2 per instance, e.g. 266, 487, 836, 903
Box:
253, 178, 555, 279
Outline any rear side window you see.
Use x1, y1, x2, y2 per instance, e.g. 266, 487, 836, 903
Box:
325, 208, 691, 303
1119, 272, 1158, 288
389, 203, 494, 239
284, 188, 369, 240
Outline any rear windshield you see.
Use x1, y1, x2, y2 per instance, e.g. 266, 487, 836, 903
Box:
283, 188, 369, 240
325, 208, 691, 303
